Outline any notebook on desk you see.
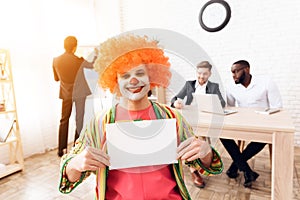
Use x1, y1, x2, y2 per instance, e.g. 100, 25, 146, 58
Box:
192, 93, 237, 115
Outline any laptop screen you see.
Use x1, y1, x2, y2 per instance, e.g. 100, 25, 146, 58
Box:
192, 93, 237, 115
192, 93, 224, 114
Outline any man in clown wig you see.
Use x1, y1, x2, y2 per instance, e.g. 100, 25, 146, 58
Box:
59, 34, 223, 200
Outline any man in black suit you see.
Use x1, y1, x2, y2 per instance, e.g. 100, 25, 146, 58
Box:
171, 61, 225, 108
53, 36, 95, 157
171, 61, 225, 188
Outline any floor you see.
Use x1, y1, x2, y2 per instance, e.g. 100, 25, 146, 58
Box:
0, 141, 299, 200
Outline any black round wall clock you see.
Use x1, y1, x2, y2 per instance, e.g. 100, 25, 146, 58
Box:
199, 0, 231, 32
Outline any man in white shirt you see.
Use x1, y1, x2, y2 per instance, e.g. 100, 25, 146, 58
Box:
171, 61, 225, 188
221, 60, 282, 188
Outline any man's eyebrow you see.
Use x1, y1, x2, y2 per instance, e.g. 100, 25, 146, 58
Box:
120, 72, 129, 77
136, 69, 145, 72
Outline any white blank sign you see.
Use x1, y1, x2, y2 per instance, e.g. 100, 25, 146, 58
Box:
106, 119, 178, 169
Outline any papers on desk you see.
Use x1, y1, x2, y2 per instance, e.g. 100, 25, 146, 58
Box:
106, 119, 178, 170
255, 108, 281, 115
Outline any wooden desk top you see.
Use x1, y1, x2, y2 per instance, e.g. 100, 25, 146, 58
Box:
178, 106, 295, 133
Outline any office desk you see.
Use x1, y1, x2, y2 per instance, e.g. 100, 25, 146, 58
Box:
180, 107, 295, 200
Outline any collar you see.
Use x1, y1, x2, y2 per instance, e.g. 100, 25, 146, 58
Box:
195, 80, 208, 89
109, 101, 170, 123
236, 75, 256, 89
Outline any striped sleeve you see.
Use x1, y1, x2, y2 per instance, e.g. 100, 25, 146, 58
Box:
185, 148, 223, 176
171, 106, 223, 176
58, 112, 104, 194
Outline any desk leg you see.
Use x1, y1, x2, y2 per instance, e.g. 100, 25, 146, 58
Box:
272, 132, 294, 200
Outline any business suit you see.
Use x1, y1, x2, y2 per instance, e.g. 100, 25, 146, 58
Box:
53, 52, 92, 154
171, 80, 225, 107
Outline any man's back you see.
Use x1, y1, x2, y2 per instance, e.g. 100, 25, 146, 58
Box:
53, 52, 84, 84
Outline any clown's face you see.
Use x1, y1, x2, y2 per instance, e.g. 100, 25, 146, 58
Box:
117, 64, 150, 101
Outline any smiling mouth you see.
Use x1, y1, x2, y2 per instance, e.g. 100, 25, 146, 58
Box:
127, 86, 144, 93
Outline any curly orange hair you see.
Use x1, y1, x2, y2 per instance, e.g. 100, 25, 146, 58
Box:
94, 34, 171, 93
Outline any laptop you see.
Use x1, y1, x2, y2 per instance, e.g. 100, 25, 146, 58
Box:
192, 93, 237, 115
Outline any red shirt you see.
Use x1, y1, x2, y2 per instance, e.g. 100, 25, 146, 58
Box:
105, 104, 182, 200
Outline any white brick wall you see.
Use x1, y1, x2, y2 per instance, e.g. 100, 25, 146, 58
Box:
121, 0, 300, 145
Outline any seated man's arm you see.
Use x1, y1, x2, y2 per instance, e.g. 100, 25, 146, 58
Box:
170, 82, 189, 108
266, 77, 283, 108
226, 90, 236, 107
215, 83, 226, 108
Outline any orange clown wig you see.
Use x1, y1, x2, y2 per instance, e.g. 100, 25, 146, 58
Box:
93, 34, 171, 94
